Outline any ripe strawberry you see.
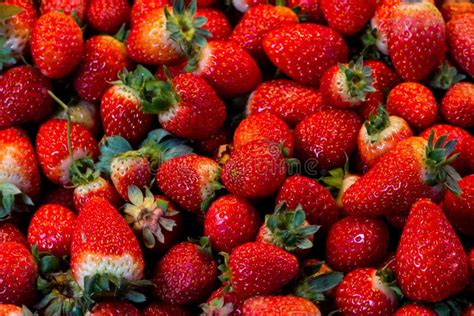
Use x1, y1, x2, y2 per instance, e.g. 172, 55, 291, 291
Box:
441, 0, 474, 21
358, 106, 413, 168
396, 199, 469, 302
0, 242, 38, 306
130, 0, 170, 26
443, 174, 474, 238
88, 301, 141, 316
294, 109, 362, 171
73, 176, 122, 212
263, 23, 348, 86
321, 0, 376, 35
204, 195, 260, 253
447, 13, 474, 76
54, 99, 100, 136
242, 296, 321, 315
246, 79, 331, 127
87, 0, 130, 34
387, 82, 438, 130
441, 82, 474, 129
42, 185, 75, 211
335, 268, 398, 315
394, 304, 437, 316
370, 0, 399, 55
143, 303, 190, 316
287, 0, 324, 23
0, 65, 53, 129
197, 8, 231, 41
31, 11, 83, 79
387, 1, 446, 81
74, 34, 133, 103
326, 216, 389, 273
222, 140, 287, 199
156, 154, 222, 213
0, 304, 25, 315
0, 223, 26, 245
152, 239, 218, 305
40, 0, 87, 21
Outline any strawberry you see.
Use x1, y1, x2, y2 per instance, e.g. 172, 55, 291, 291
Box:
88, 301, 141, 315
221, 140, 287, 199
86, 0, 130, 34
204, 195, 260, 253
387, 82, 438, 130
0, 65, 53, 129
54, 99, 100, 136
343, 135, 461, 217
370, 0, 399, 55
0, 223, 26, 245
156, 154, 222, 213
143, 303, 190, 316
74, 33, 133, 103
263, 23, 348, 86
394, 304, 437, 316
40, 0, 87, 21
246, 79, 331, 128
130, 0, 170, 26
194, 128, 229, 156
294, 109, 362, 171
73, 176, 122, 212
321, 0, 376, 35
335, 268, 399, 316
326, 216, 389, 273
232, 0, 268, 13
152, 239, 218, 305
441, 0, 474, 21
0, 304, 25, 315
42, 185, 75, 211
396, 199, 469, 302
287, 0, 324, 23
31, 11, 83, 79
242, 296, 321, 315
447, 13, 474, 77
197, 8, 232, 41
387, 1, 446, 81
443, 174, 474, 238
441, 82, 474, 129
201, 287, 245, 316
358, 106, 413, 168
0, 242, 38, 306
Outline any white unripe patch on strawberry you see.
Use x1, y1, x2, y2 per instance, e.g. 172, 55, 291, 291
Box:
370, 18, 388, 55
74, 177, 106, 195
371, 269, 397, 306
199, 161, 221, 202
158, 103, 179, 123
194, 43, 211, 75
0, 145, 32, 194
59, 148, 91, 185
335, 71, 361, 105
0, 20, 30, 58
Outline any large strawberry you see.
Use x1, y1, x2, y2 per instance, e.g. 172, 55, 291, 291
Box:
396, 199, 469, 302
86, 0, 130, 34
321, 0, 376, 35
447, 13, 474, 77
443, 174, 474, 238
242, 296, 321, 316
40, 0, 87, 21
441, 82, 474, 129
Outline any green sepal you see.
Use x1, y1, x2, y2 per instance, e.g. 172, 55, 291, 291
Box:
21, 306, 36, 316
31, 245, 61, 275
217, 252, 232, 290
0, 4, 23, 20
319, 157, 349, 197
113, 24, 129, 42
430, 62, 466, 90
70, 157, 101, 187
0, 36, 17, 71
198, 236, 213, 257
96, 135, 133, 175
376, 268, 404, 300
364, 105, 390, 143
200, 176, 224, 212
339, 57, 376, 101
200, 296, 234, 316
359, 25, 382, 61
0, 182, 33, 221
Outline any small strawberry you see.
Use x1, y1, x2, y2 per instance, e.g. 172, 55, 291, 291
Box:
441, 82, 474, 129
152, 238, 218, 305
73, 176, 122, 212
88, 301, 141, 316
242, 296, 321, 316
200, 287, 245, 316
86, 0, 130, 34
263, 23, 348, 86
443, 174, 474, 238
130, 0, 170, 26
143, 303, 190, 315
396, 199, 469, 302
447, 13, 474, 77
54, 99, 100, 136
387, 82, 438, 131
31, 11, 83, 79
321, 0, 376, 35
394, 304, 437, 316
0, 223, 26, 245
196, 8, 231, 41
40, 0, 88, 21
204, 195, 260, 253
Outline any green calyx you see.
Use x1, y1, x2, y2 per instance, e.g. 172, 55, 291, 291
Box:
69, 157, 100, 187
199, 297, 234, 316
375, 268, 404, 300
200, 173, 224, 213
217, 252, 232, 291
113, 24, 128, 42
264, 202, 320, 253
0, 182, 33, 221
31, 245, 62, 275
430, 62, 466, 90
96, 135, 134, 175
319, 157, 349, 198
359, 26, 382, 61
339, 57, 376, 101
0, 37, 16, 71
424, 131, 462, 196
364, 105, 390, 143
0, 4, 23, 21
198, 236, 213, 257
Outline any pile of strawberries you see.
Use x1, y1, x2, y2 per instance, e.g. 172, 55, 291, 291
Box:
0, 0, 473, 314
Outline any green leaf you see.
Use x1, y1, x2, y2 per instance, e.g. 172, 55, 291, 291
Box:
124, 290, 147, 303
308, 272, 344, 292
0, 4, 24, 20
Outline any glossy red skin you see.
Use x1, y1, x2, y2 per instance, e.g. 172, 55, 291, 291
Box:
287, 0, 324, 23
0, 128, 41, 201
0, 223, 26, 246
194, 129, 229, 156
365, 60, 401, 94
197, 8, 232, 41
143, 303, 190, 316
443, 175, 474, 237
2, 0, 37, 59
36, 119, 99, 186
387, 2, 446, 81
0, 242, 38, 306
276, 175, 339, 232
204, 195, 260, 253
396, 199, 469, 302
0, 66, 53, 129
156, 155, 221, 213
229, 5, 299, 63
0, 305, 22, 314
442, 1, 474, 21
87, 0, 130, 34
441, 82, 474, 129
111, 155, 152, 200
229, 242, 299, 299
42, 186, 75, 211
242, 296, 320, 315
387, 82, 438, 131
195, 41, 262, 99
246, 79, 332, 128
73, 177, 122, 212
221, 140, 287, 199
130, 0, 170, 26
294, 109, 362, 171
263, 23, 348, 86
40, 0, 87, 21
394, 304, 437, 316
335, 268, 397, 316
153, 241, 218, 305
31, 12, 83, 79
447, 13, 474, 76
27, 204, 76, 257
74, 35, 133, 103
321, 0, 376, 35
326, 216, 389, 273
88, 301, 141, 316
207, 287, 245, 316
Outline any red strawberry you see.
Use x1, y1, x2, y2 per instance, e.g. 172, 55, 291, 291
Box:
27, 204, 76, 258
31, 11, 83, 79
222, 140, 287, 199
40, 0, 87, 21
294, 109, 362, 171
73, 176, 122, 212
326, 216, 389, 273
143, 303, 190, 316
447, 13, 474, 76
0, 65, 53, 129
197, 8, 231, 41
387, 82, 438, 130
287, 0, 324, 23
441, 82, 474, 129
335, 268, 398, 316
88, 301, 141, 316
0, 305, 25, 315
394, 304, 437, 316
443, 174, 474, 238
441, 0, 474, 21
130, 0, 169, 26
152, 239, 218, 305
42, 185, 75, 211
0, 242, 38, 306
387, 1, 446, 81
0, 223, 26, 245
204, 195, 260, 253
321, 0, 376, 35
242, 296, 321, 316
246, 79, 331, 128
87, 0, 130, 34
370, 0, 399, 55
156, 154, 222, 213
74, 34, 133, 103
396, 199, 469, 302
54, 99, 101, 136
263, 23, 348, 86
